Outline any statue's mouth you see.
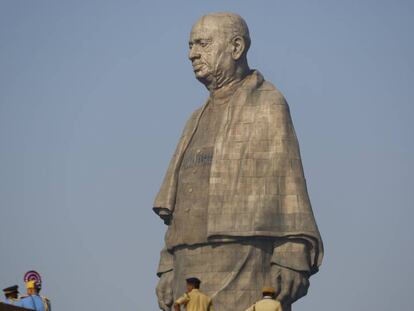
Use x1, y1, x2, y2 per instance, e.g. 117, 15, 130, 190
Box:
192, 63, 205, 72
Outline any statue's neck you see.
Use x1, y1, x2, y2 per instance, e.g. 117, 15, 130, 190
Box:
207, 62, 250, 95
210, 70, 251, 100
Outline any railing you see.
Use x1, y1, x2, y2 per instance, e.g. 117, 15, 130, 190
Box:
0, 303, 30, 311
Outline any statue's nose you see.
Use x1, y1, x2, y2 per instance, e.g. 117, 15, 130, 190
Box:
188, 46, 200, 61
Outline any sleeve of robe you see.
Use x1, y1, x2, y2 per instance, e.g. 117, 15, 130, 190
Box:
267, 96, 321, 274
272, 241, 311, 272
153, 107, 204, 217
207, 84, 323, 274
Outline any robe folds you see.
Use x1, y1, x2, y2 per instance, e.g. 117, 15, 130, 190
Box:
154, 70, 323, 273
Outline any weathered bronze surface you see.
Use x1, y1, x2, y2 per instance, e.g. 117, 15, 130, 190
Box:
153, 12, 323, 311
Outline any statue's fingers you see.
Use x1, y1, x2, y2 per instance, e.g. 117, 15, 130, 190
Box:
294, 276, 310, 302
156, 286, 167, 307
298, 277, 310, 299
276, 278, 293, 303
164, 288, 173, 306
289, 277, 301, 303
157, 298, 168, 311
271, 266, 283, 297
274, 284, 282, 299
302, 277, 310, 293
155, 285, 164, 300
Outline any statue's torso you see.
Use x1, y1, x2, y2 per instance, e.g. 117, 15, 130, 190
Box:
165, 97, 227, 248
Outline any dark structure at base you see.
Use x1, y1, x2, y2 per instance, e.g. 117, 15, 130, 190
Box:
0, 303, 28, 311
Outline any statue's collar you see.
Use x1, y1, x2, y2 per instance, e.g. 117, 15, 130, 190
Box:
209, 70, 264, 101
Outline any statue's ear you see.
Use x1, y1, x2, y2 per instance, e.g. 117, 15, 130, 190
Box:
231, 35, 246, 60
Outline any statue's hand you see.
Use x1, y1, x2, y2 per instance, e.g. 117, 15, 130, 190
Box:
271, 265, 310, 304
156, 270, 174, 310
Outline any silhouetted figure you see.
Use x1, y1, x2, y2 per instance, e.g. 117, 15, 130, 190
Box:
2, 286, 19, 305
18, 281, 50, 311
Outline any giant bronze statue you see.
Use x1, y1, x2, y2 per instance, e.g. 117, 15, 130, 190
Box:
153, 12, 323, 311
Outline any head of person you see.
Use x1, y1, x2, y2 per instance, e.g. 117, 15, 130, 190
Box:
262, 286, 276, 299
185, 277, 201, 292
188, 12, 251, 91
3, 285, 19, 299
26, 280, 41, 295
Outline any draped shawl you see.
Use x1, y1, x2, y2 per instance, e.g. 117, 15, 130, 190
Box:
153, 71, 323, 272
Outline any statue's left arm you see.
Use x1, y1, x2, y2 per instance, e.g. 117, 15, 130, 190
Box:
271, 241, 311, 304
262, 85, 323, 304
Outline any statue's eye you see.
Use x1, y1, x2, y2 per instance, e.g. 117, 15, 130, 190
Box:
200, 41, 208, 47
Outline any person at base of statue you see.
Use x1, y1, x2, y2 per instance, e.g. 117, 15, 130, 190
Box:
174, 277, 213, 311
245, 287, 283, 311
2, 285, 20, 305
17, 280, 51, 311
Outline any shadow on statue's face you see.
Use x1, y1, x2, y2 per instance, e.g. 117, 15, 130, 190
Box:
188, 17, 235, 88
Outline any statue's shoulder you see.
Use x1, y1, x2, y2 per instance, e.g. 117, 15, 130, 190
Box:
255, 79, 287, 107
258, 79, 278, 92
185, 106, 203, 125
247, 71, 283, 99
190, 105, 205, 119
180, 104, 205, 134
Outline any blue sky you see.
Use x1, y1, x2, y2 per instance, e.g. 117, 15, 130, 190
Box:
1, 1, 413, 310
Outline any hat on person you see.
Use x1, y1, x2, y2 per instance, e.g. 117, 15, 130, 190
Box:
3, 285, 19, 295
262, 286, 276, 295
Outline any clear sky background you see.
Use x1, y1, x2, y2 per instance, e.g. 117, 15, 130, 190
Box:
1, 1, 413, 310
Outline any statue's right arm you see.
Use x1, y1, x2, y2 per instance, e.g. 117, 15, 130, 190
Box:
153, 108, 203, 222
156, 247, 174, 310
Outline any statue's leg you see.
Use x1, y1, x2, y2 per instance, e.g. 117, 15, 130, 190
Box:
172, 240, 275, 311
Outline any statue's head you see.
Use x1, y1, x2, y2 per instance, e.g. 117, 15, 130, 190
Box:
188, 13, 251, 91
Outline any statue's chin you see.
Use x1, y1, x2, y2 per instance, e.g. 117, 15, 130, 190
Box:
194, 72, 214, 89
194, 69, 207, 79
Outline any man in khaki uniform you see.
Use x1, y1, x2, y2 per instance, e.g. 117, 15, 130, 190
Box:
174, 278, 213, 311
245, 287, 282, 311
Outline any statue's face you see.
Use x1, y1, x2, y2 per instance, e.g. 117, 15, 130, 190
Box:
188, 16, 235, 88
